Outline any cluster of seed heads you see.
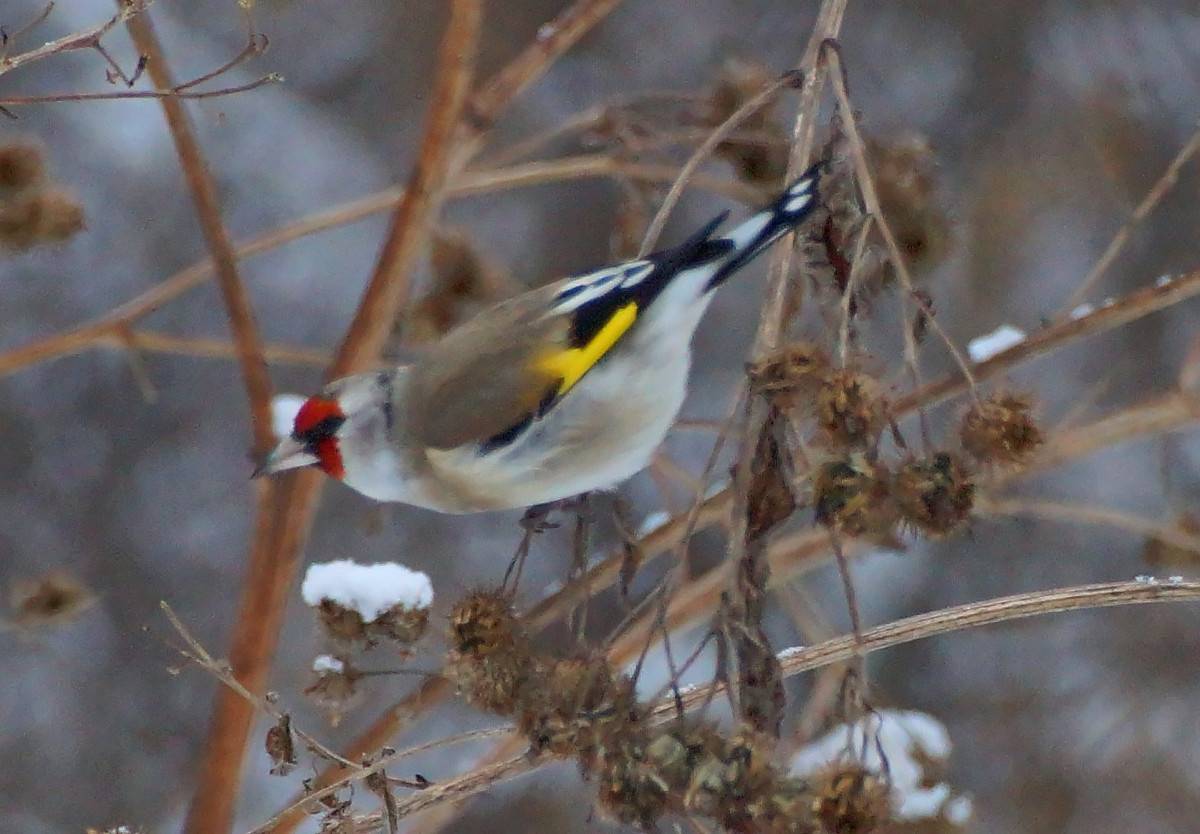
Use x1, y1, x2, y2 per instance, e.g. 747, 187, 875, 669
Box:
302, 595, 430, 723
444, 589, 901, 833
0, 142, 85, 252
752, 342, 1042, 541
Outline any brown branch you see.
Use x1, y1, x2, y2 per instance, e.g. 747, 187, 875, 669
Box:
123, 6, 275, 454
185, 5, 482, 834
722, 0, 848, 737
464, 0, 628, 134
0, 73, 280, 107
0, 0, 149, 78
1062, 121, 1200, 312
0, 155, 759, 381
110, 330, 329, 368
637, 69, 800, 255
667, 580, 1200, 716
894, 268, 1200, 414
328, 1, 481, 375
976, 496, 1200, 556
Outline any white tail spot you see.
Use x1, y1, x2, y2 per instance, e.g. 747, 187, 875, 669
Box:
783, 192, 812, 213
787, 177, 814, 197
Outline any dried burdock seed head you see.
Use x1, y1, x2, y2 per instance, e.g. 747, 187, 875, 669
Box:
518, 654, 638, 761
816, 369, 886, 450
265, 714, 298, 776
866, 132, 951, 275
0, 187, 85, 251
596, 732, 672, 829
809, 762, 891, 834
644, 723, 724, 793
449, 588, 520, 656
894, 452, 975, 537
959, 392, 1043, 465
759, 777, 820, 834
7, 570, 96, 628
304, 655, 362, 727
400, 228, 512, 344
0, 142, 46, 191
750, 342, 831, 406
302, 561, 433, 649
704, 58, 791, 185
445, 644, 532, 716
314, 599, 429, 650
445, 591, 530, 714
813, 455, 897, 540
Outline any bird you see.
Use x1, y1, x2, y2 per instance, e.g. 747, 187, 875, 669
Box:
254, 165, 822, 513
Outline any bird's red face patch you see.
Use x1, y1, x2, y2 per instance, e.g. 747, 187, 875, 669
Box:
293, 396, 347, 479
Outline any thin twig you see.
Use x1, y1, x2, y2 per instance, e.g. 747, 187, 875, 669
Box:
824, 43, 980, 404
976, 495, 1200, 556
0, 154, 758, 381
637, 69, 800, 255
1062, 121, 1200, 312
0, 0, 149, 77
0, 74, 281, 108
161, 603, 358, 770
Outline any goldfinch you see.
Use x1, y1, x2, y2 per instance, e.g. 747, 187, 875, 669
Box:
255, 166, 821, 512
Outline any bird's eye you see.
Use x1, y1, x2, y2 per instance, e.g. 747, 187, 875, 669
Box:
292, 396, 345, 442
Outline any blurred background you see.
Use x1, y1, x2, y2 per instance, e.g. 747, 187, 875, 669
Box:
1, 1, 1199, 832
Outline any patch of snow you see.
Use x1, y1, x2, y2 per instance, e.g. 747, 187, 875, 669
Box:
1156, 274, 1175, 288
967, 324, 1025, 362
1134, 574, 1159, 585
301, 560, 433, 621
944, 795, 974, 825
271, 394, 307, 440
312, 654, 345, 674
1168, 575, 1184, 584
790, 709, 964, 822
1069, 303, 1095, 320
776, 645, 808, 661
636, 511, 671, 538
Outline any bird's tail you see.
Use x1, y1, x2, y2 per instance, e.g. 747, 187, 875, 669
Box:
703, 163, 822, 291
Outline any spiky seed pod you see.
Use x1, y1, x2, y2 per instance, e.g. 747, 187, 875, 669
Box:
0, 142, 45, 191
866, 133, 951, 275
518, 654, 639, 762
809, 762, 891, 834
445, 589, 531, 714
960, 392, 1043, 465
644, 723, 725, 793
894, 452, 975, 537
681, 728, 780, 829
304, 657, 362, 726
449, 589, 520, 655
749, 342, 831, 407
758, 777, 820, 834
706, 59, 791, 185
815, 370, 886, 449
0, 187, 85, 251
813, 455, 897, 539
314, 599, 429, 649
595, 729, 672, 829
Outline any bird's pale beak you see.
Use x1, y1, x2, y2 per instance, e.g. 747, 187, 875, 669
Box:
252, 436, 319, 478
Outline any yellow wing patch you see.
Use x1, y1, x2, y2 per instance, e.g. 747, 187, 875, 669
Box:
536, 302, 638, 396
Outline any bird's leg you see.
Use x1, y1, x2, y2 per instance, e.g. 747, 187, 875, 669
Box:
502, 500, 566, 592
